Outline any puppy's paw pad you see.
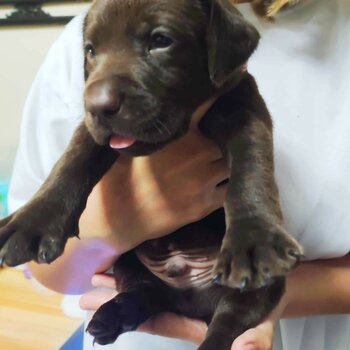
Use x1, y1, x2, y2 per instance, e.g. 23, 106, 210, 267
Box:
0, 207, 73, 266
87, 293, 149, 345
213, 223, 303, 290
213, 248, 252, 289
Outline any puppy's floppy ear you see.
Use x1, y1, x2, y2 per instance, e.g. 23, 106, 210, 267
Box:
206, 0, 260, 86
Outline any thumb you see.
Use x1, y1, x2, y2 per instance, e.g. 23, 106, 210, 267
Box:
190, 97, 217, 130
138, 312, 207, 344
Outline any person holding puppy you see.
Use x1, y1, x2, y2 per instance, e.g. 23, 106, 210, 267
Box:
8, 0, 350, 349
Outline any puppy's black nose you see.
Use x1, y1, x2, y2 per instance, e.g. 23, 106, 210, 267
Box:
85, 79, 122, 120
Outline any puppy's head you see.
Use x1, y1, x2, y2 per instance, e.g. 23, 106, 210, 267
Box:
84, 0, 259, 155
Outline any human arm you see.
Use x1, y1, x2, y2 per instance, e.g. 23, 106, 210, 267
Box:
80, 254, 350, 349
231, 253, 350, 349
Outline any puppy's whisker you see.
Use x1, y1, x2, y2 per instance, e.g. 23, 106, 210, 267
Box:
153, 120, 164, 136
156, 119, 172, 136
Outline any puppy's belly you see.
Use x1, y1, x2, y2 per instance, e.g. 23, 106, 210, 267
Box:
136, 251, 217, 289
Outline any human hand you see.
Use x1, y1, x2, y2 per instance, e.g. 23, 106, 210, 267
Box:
79, 99, 229, 253
79, 273, 207, 344
230, 318, 276, 350
80, 273, 282, 349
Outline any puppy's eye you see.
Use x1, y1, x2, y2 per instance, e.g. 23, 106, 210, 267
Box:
85, 44, 96, 58
150, 33, 174, 51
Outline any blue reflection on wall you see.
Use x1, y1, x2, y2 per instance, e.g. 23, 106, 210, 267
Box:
0, 182, 9, 218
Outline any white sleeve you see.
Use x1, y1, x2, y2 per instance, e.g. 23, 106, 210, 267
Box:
8, 13, 87, 213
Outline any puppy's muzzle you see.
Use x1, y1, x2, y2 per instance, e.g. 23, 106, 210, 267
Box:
85, 78, 123, 126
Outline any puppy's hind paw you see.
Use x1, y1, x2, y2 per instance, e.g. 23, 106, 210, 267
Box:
87, 293, 150, 345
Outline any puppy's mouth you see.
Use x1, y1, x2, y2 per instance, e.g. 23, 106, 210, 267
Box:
107, 119, 179, 150
107, 117, 176, 147
106, 123, 183, 156
86, 100, 189, 152
109, 134, 137, 150
104, 110, 186, 150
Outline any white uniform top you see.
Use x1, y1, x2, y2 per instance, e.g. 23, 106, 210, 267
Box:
8, 0, 350, 349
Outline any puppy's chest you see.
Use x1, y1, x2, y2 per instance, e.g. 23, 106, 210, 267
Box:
135, 249, 218, 289
135, 209, 225, 289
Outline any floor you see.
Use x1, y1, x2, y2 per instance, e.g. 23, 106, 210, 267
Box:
0, 267, 83, 350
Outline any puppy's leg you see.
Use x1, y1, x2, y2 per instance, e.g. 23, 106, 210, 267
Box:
198, 279, 285, 350
201, 74, 302, 289
87, 252, 174, 345
215, 116, 302, 289
0, 122, 118, 266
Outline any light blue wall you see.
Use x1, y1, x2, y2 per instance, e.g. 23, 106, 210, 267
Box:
0, 135, 16, 218
0, 139, 15, 218
0, 182, 8, 218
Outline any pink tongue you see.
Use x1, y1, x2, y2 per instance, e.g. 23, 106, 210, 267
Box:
109, 134, 136, 149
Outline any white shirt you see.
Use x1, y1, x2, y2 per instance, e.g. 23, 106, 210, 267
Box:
8, 0, 350, 349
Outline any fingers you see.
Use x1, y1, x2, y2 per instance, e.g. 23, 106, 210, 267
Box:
159, 131, 223, 166
231, 325, 274, 350
200, 159, 228, 213
159, 111, 223, 164
184, 129, 223, 162
79, 274, 118, 311
181, 158, 228, 193
138, 312, 207, 345
79, 289, 117, 311
211, 183, 228, 211
209, 158, 230, 185
91, 273, 117, 289
190, 97, 217, 129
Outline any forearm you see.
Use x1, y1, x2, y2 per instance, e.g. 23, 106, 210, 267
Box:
282, 253, 350, 318
229, 254, 350, 349
27, 180, 130, 295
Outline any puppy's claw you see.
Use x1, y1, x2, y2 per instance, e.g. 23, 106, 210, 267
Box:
262, 267, 271, 279
239, 277, 249, 292
0, 246, 7, 267
38, 250, 48, 264
287, 250, 304, 260
212, 273, 222, 285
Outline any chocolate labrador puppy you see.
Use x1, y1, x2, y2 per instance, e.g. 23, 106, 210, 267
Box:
0, 0, 302, 348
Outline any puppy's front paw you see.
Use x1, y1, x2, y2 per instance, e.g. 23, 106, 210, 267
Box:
0, 202, 77, 266
213, 220, 303, 290
86, 293, 150, 345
